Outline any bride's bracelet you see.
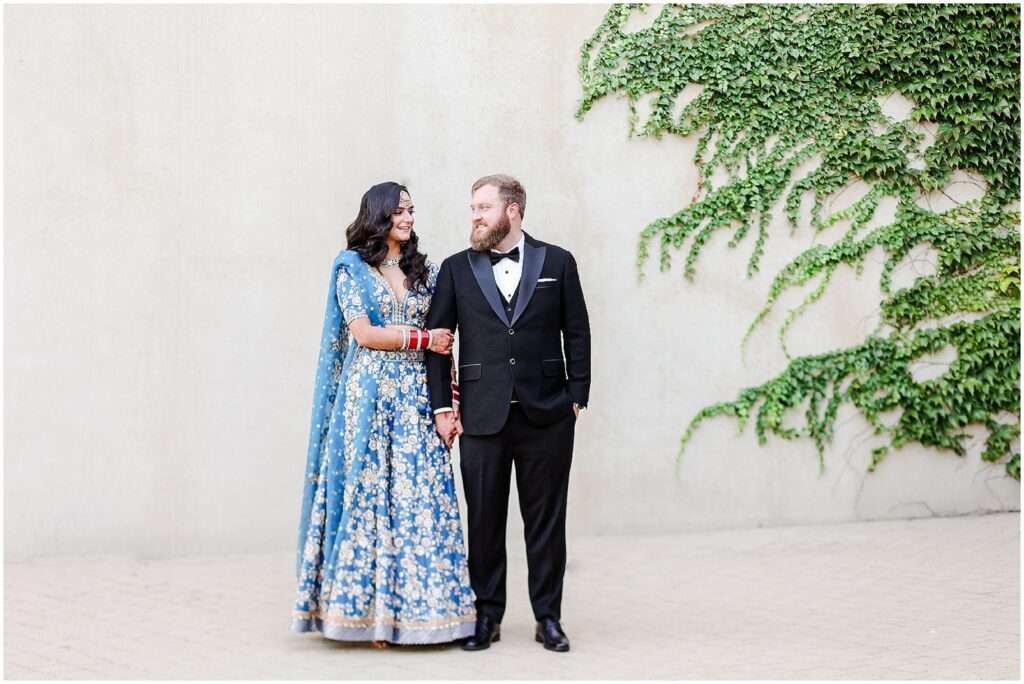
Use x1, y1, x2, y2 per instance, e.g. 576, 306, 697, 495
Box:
400, 329, 433, 351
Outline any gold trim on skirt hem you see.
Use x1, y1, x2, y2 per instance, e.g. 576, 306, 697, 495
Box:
292, 610, 476, 630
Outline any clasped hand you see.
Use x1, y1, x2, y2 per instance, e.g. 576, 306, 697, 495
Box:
434, 410, 463, 448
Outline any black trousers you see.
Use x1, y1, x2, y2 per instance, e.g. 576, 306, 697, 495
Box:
459, 403, 575, 623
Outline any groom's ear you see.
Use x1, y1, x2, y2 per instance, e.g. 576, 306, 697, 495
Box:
507, 202, 521, 220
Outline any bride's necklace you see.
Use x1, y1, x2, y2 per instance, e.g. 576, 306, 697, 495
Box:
380, 256, 401, 268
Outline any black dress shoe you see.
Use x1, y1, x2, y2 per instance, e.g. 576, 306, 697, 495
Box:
535, 617, 570, 652
462, 615, 500, 651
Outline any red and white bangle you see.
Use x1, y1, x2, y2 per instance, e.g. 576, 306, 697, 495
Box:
401, 329, 432, 351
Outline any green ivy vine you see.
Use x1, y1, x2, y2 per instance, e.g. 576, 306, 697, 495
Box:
576, 3, 1021, 479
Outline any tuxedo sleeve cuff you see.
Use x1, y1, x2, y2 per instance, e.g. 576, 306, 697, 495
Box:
433, 407, 454, 415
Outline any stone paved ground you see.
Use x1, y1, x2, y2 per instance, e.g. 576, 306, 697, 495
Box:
4, 513, 1019, 680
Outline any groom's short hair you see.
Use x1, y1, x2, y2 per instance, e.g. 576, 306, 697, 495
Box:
472, 174, 526, 219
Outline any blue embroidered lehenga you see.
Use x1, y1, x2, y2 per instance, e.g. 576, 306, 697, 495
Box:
291, 250, 476, 644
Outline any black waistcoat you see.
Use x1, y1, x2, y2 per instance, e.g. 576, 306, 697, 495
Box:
502, 285, 520, 323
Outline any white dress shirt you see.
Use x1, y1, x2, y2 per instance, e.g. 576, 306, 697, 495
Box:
492, 234, 525, 302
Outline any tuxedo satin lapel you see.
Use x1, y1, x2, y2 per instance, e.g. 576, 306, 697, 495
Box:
467, 250, 509, 323
511, 240, 546, 327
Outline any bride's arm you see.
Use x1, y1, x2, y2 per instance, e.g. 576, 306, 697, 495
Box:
337, 267, 451, 353
348, 318, 453, 354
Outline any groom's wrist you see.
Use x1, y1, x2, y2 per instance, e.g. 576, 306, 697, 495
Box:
434, 407, 454, 415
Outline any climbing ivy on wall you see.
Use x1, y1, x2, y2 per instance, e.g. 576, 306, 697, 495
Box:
576, 3, 1021, 479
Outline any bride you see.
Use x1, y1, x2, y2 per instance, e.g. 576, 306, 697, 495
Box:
291, 182, 475, 646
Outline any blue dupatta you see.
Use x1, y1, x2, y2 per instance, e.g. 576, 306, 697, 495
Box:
295, 250, 384, 577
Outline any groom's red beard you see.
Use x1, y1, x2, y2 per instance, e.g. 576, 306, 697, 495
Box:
470, 213, 512, 252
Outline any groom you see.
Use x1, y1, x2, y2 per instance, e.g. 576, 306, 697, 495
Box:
426, 174, 591, 653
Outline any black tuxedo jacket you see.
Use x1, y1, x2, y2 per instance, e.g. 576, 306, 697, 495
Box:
426, 232, 591, 435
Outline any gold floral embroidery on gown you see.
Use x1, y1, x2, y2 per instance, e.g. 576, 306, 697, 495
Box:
292, 253, 476, 644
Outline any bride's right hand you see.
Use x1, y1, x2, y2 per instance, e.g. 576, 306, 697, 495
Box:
429, 328, 454, 355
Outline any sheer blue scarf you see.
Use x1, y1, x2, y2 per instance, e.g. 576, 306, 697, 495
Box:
295, 250, 384, 577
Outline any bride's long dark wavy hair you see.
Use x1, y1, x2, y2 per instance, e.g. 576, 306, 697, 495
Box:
345, 182, 430, 294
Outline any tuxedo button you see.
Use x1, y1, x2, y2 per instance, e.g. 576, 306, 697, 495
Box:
509, 358, 516, 365
506, 306, 512, 312
509, 328, 514, 335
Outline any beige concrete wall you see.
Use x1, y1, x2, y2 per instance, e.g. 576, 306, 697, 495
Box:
5, 4, 1018, 560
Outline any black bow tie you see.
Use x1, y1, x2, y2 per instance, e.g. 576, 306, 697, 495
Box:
489, 247, 520, 266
